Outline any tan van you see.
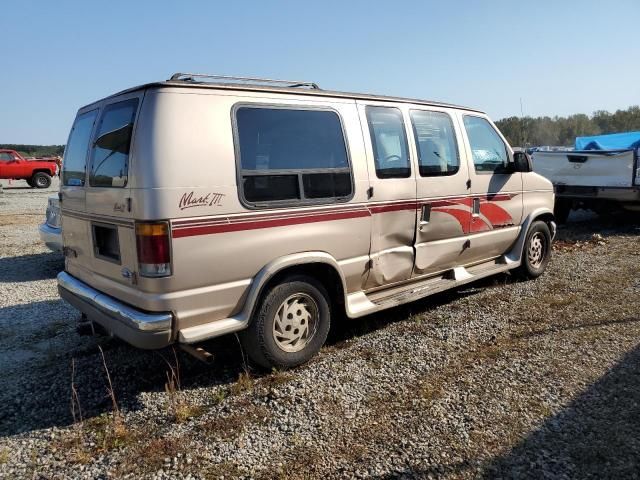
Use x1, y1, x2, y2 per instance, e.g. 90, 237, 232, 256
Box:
58, 73, 556, 368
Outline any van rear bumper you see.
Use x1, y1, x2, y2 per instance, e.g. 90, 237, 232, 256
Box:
57, 272, 173, 349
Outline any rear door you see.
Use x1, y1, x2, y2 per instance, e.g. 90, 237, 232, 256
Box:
357, 102, 417, 289
409, 108, 473, 276
459, 114, 523, 263
62, 92, 143, 286
61, 108, 99, 277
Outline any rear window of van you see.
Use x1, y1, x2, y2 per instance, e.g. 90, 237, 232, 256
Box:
89, 99, 138, 188
62, 109, 98, 186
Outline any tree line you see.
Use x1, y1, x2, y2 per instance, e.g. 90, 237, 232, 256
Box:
495, 105, 640, 148
4, 106, 640, 156
0, 144, 65, 158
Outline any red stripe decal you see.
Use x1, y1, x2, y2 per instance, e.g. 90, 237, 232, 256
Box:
470, 216, 492, 233
172, 209, 369, 238
432, 207, 471, 234
172, 194, 519, 238
479, 202, 514, 227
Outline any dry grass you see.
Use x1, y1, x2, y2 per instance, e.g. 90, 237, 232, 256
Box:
51, 414, 139, 465
262, 368, 295, 388
162, 348, 205, 423
542, 293, 578, 308
0, 448, 9, 465
85, 415, 139, 452
202, 401, 269, 441
230, 371, 254, 395
201, 460, 246, 478
116, 436, 182, 476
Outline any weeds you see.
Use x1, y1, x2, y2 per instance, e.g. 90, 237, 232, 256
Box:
263, 368, 294, 388
162, 348, 205, 423
116, 436, 181, 475
544, 293, 578, 308
230, 371, 254, 395
98, 346, 125, 435
210, 389, 228, 406
202, 403, 269, 440
58, 349, 136, 464
70, 358, 83, 424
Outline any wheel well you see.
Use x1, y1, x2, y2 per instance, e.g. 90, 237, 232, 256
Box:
256, 262, 346, 317
31, 169, 53, 177
534, 212, 555, 229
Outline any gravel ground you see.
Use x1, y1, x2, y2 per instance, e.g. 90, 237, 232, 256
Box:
1, 186, 639, 479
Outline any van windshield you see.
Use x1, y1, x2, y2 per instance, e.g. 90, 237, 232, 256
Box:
89, 99, 138, 188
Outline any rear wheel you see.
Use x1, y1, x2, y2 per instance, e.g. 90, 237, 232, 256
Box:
241, 275, 331, 369
26, 178, 35, 187
516, 220, 552, 279
32, 172, 52, 189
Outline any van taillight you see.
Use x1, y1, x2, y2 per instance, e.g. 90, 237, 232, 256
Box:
135, 222, 172, 277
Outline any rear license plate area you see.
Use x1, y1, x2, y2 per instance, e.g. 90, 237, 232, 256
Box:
92, 223, 121, 264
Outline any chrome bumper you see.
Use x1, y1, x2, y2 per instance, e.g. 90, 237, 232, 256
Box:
57, 272, 173, 349
38, 223, 63, 252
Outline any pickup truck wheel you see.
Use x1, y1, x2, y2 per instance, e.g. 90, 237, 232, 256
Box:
32, 172, 52, 189
26, 178, 35, 187
516, 220, 552, 279
241, 275, 331, 369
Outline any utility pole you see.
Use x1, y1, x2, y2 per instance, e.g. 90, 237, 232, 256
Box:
520, 97, 527, 147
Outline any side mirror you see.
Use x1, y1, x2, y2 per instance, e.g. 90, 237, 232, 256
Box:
513, 151, 532, 172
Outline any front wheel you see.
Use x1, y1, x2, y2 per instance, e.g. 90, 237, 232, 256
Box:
241, 275, 331, 369
516, 220, 552, 279
32, 172, 52, 189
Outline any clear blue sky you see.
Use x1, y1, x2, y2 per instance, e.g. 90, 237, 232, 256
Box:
2, 0, 638, 144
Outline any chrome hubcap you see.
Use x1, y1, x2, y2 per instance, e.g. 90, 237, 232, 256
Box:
528, 232, 546, 268
36, 177, 46, 186
272, 293, 319, 353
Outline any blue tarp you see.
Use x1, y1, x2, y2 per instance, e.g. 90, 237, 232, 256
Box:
575, 131, 640, 151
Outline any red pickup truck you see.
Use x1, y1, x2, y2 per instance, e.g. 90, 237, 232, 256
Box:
0, 149, 59, 188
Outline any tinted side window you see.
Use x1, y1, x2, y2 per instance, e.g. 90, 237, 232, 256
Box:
89, 99, 138, 187
410, 110, 459, 177
366, 106, 411, 179
0, 153, 13, 161
236, 107, 352, 205
62, 109, 98, 186
463, 116, 510, 174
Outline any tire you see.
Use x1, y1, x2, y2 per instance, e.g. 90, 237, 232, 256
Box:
554, 199, 571, 224
26, 178, 35, 187
516, 220, 552, 279
32, 172, 52, 189
241, 275, 331, 369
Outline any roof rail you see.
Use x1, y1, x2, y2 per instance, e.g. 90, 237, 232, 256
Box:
168, 73, 320, 90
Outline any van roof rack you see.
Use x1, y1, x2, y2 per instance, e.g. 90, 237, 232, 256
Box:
168, 73, 321, 90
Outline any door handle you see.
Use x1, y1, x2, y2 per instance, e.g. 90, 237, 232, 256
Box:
419, 204, 431, 230
472, 198, 480, 216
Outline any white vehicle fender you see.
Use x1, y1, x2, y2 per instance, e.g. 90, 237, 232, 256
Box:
506, 208, 556, 264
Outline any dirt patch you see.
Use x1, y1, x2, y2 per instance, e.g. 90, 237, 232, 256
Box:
0, 214, 41, 227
